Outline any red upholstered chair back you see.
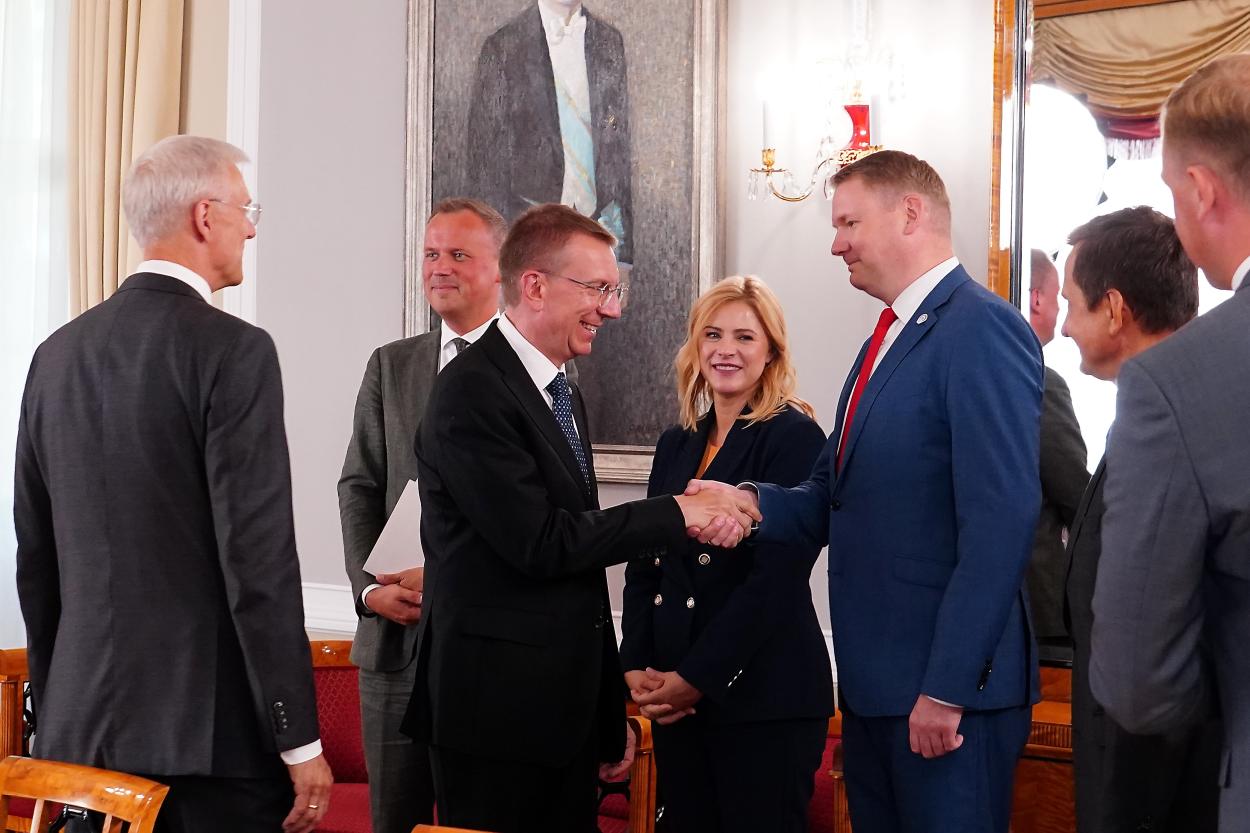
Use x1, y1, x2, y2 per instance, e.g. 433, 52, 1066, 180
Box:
311, 641, 368, 784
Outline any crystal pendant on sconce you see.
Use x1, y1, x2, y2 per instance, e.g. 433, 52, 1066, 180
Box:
823, 175, 836, 201
747, 171, 759, 201
783, 171, 797, 194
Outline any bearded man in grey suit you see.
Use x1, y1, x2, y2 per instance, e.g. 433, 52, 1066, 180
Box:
338, 197, 505, 833
1091, 53, 1250, 833
15, 135, 332, 833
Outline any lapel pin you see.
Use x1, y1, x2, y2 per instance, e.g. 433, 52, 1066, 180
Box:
916, 313, 929, 325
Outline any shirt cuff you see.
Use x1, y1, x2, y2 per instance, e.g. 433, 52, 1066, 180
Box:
925, 694, 962, 709
735, 482, 761, 537
360, 583, 383, 615
280, 740, 323, 765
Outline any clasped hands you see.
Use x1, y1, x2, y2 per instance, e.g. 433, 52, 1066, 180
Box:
369, 566, 424, 626
626, 668, 703, 726
673, 479, 761, 548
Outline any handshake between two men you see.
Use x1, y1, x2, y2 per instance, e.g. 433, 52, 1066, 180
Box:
629, 479, 760, 726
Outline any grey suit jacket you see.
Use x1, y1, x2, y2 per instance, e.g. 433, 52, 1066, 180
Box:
339, 331, 440, 673
1093, 281, 1250, 831
14, 273, 318, 777
1027, 366, 1089, 643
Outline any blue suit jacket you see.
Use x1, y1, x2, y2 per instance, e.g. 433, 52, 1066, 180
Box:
757, 266, 1043, 716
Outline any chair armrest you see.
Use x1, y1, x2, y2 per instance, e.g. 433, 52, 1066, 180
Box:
626, 716, 656, 833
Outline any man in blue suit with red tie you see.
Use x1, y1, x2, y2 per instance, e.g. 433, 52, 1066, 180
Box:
692, 150, 1043, 832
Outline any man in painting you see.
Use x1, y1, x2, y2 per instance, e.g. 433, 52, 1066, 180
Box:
1091, 52, 1250, 831
338, 198, 505, 833
1024, 248, 1089, 662
467, 0, 633, 263
1058, 205, 1216, 833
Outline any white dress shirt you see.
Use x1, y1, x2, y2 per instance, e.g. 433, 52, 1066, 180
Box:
496, 313, 576, 430
537, 0, 596, 215
1231, 254, 1250, 292
134, 259, 213, 302
138, 260, 320, 764
437, 314, 498, 371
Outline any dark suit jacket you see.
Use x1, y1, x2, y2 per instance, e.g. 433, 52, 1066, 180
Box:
338, 331, 440, 672
401, 322, 684, 766
1065, 459, 1220, 833
467, 4, 632, 261
620, 407, 833, 724
14, 272, 318, 778
756, 266, 1043, 715
1027, 366, 1089, 645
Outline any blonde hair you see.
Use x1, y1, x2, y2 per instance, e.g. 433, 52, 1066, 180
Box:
674, 275, 814, 431
1163, 53, 1250, 202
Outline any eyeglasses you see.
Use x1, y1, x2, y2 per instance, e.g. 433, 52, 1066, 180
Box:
209, 199, 263, 226
542, 272, 629, 309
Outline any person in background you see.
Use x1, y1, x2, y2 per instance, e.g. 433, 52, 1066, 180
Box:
1059, 205, 1214, 833
622, 275, 833, 833
1024, 248, 1089, 662
1091, 53, 1250, 831
338, 198, 505, 833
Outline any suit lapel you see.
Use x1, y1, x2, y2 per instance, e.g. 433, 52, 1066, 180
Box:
570, 382, 598, 503
523, 5, 562, 176
699, 410, 755, 485
480, 325, 591, 501
1067, 457, 1106, 552
836, 268, 969, 481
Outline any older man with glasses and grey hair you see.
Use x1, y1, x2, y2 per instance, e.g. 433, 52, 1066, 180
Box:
15, 134, 333, 833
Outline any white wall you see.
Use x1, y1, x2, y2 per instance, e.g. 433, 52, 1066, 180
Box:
255, 0, 407, 598
248, 0, 995, 632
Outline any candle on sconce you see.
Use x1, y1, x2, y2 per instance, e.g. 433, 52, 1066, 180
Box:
762, 101, 772, 149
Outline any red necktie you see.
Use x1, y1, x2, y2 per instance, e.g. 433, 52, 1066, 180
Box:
837, 306, 898, 471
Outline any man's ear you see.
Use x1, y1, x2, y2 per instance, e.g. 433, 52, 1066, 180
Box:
519, 269, 545, 308
1104, 288, 1128, 337
192, 200, 212, 241
901, 194, 923, 233
1189, 164, 1221, 223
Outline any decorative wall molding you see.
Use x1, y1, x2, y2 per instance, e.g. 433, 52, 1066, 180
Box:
305, 582, 839, 681
302, 582, 357, 634
222, 0, 261, 323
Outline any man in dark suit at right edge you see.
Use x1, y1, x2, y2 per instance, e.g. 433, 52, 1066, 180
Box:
1091, 53, 1250, 832
1060, 206, 1217, 832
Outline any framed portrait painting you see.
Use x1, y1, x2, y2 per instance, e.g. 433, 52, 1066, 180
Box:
404, 0, 726, 483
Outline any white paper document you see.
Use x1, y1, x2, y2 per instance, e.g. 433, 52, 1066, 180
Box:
363, 479, 424, 575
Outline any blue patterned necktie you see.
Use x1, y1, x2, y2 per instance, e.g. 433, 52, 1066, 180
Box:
545, 371, 589, 485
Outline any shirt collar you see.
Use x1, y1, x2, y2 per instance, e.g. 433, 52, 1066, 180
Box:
890, 256, 960, 324
1232, 254, 1250, 292
134, 259, 213, 303
497, 312, 566, 394
439, 314, 498, 352
537, 0, 585, 44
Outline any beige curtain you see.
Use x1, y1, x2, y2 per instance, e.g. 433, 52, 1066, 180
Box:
1033, 0, 1250, 118
68, 0, 185, 316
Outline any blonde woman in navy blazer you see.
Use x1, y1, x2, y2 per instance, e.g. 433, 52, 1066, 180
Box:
621, 276, 833, 832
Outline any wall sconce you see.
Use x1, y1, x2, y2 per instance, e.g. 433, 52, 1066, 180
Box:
748, 0, 901, 203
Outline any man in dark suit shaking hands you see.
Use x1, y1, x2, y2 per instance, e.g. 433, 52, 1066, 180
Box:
14, 135, 332, 833
693, 151, 1044, 833
400, 203, 758, 833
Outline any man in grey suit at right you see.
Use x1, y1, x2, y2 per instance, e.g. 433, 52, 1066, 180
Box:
1092, 52, 1250, 832
338, 198, 504, 833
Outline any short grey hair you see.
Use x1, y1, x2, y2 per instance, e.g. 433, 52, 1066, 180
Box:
122, 135, 249, 248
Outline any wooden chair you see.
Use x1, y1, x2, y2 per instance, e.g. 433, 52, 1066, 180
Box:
0, 756, 168, 833
0, 651, 29, 763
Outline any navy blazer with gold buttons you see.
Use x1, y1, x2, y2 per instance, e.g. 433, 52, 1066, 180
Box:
620, 405, 833, 724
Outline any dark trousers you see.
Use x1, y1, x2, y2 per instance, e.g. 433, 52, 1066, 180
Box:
143, 773, 292, 833
430, 730, 599, 833
653, 714, 826, 833
839, 699, 1031, 833
359, 659, 436, 833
